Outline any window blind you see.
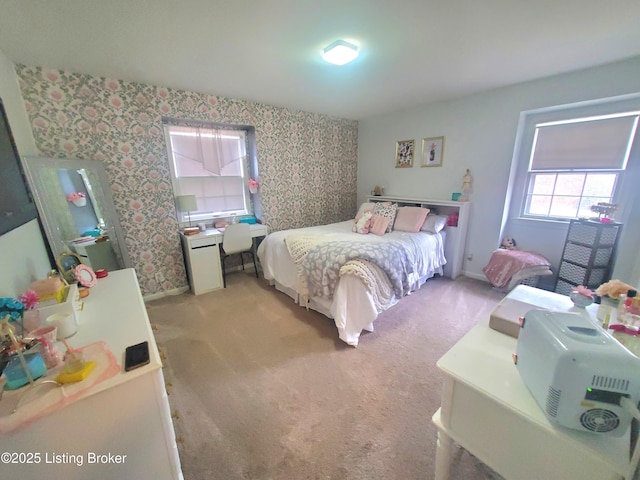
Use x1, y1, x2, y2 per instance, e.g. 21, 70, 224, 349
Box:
166, 124, 248, 215
530, 115, 638, 171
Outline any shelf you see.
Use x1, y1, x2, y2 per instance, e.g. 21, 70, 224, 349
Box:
554, 219, 622, 295
366, 195, 470, 279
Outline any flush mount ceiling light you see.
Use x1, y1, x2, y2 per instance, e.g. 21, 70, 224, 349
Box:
322, 40, 359, 66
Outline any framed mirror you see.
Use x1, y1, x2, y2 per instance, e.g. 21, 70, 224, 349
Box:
21, 156, 131, 273
56, 252, 82, 284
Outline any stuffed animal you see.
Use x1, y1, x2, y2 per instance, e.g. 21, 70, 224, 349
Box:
353, 211, 372, 234
500, 237, 517, 250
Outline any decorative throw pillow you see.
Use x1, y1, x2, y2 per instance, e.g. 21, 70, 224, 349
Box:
372, 202, 397, 233
421, 214, 448, 233
355, 202, 376, 222
393, 207, 430, 233
369, 214, 390, 236
353, 211, 372, 234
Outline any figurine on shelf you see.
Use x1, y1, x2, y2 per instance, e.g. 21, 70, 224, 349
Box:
459, 169, 472, 201
590, 202, 617, 222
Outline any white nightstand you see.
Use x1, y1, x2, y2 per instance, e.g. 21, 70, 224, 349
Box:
180, 223, 268, 295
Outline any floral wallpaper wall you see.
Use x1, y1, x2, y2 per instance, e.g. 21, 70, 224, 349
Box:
16, 65, 358, 296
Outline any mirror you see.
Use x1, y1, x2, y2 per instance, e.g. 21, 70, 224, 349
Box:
56, 252, 82, 284
22, 156, 131, 273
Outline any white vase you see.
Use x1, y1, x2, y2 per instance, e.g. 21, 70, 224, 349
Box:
249, 186, 258, 194
72, 197, 87, 207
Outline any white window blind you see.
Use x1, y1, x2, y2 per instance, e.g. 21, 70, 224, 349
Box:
530, 115, 638, 171
165, 124, 250, 218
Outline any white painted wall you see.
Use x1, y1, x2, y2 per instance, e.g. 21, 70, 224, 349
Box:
0, 47, 51, 297
358, 56, 640, 287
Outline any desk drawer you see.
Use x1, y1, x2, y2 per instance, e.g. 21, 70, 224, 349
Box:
188, 237, 219, 249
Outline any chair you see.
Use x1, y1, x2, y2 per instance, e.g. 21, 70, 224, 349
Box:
220, 223, 258, 287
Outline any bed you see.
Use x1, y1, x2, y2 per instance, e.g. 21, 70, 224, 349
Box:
258, 196, 470, 346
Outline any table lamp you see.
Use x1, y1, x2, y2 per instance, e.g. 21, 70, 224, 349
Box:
175, 195, 198, 231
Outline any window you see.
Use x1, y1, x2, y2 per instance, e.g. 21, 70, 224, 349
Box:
523, 112, 639, 220
164, 123, 254, 222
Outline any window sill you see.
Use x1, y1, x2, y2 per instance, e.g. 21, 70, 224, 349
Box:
517, 215, 570, 223
511, 216, 570, 228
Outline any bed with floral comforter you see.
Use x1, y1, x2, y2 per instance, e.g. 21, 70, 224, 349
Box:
257, 220, 446, 346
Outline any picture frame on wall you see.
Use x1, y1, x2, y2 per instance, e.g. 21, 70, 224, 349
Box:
394, 139, 414, 168
421, 136, 445, 167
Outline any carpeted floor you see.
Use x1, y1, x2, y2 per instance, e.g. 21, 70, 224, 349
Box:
147, 270, 507, 480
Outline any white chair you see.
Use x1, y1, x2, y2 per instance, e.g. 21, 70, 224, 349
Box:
220, 223, 258, 287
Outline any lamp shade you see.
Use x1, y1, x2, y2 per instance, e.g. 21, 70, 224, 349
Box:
175, 195, 197, 212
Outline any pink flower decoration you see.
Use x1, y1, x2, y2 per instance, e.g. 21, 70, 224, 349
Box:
574, 285, 594, 298
67, 192, 86, 202
19, 289, 39, 310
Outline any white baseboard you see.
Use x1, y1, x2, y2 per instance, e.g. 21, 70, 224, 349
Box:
462, 270, 490, 283
143, 286, 189, 302
143, 262, 260, 302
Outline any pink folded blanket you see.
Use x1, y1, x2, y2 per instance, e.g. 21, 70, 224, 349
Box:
483, 249, 551, 289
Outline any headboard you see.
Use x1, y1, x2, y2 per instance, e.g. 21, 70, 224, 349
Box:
367, 195, 470, 279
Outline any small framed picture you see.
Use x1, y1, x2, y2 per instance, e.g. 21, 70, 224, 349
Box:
421, 136, 445, 167
395, 139, 414, 168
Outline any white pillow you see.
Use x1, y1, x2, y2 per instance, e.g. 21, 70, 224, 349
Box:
421, 214, 447, 233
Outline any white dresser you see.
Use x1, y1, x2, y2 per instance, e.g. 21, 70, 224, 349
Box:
0, 269, 183, 479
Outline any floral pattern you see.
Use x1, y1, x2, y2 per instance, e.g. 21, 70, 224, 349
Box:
16, 65, 358, 296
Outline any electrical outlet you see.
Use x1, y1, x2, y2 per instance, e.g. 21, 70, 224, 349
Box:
155, 272, 165, 283
467, 253, 473, 261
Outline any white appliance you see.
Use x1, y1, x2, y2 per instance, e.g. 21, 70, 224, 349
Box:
515, 310, 640, 436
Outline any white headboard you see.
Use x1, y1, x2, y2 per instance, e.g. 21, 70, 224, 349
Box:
367, 195, 470, 279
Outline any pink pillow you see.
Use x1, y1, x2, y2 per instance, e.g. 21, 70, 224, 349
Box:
369, 215, 390, 236
393, 207, 430, 233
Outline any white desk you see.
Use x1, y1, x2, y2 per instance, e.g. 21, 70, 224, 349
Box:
180, 223, 268, 295
0, 269, 182, 479
433, 287, 632, 480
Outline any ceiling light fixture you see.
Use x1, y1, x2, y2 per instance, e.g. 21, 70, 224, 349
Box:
322, 40, 359, 66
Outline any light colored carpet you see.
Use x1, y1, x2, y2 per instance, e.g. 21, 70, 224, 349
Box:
147, 270, 507, 480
